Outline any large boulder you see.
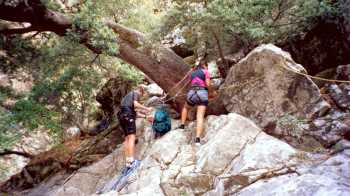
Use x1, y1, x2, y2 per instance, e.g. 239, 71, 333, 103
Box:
145, 83, 164, 97
218, 44, 333, 146
0, 127, 54, 183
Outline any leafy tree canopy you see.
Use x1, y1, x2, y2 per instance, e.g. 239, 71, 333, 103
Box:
155, 0, 340, 54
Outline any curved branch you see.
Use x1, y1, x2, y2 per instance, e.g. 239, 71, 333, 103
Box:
0, 149, 34, 159
0, 0, 71, 35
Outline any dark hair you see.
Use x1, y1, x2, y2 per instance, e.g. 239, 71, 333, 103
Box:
196, 59, 207, 69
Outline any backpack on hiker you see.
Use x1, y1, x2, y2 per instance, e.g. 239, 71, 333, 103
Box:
152, 107, 171, 137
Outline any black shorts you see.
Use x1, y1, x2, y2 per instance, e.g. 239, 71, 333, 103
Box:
117, 108, 136, 136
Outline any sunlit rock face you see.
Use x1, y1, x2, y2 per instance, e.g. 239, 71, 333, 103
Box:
17, 113, 350, 196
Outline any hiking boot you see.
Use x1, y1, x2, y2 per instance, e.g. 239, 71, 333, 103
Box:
125, 157, 134, 169
176, 124, 185, 130
121, 166, 130, 176
129, 160, 141, 172
195, 137, 201, 146
154, 132, 161, 139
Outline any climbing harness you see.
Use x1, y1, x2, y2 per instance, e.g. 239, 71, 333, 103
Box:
160, 76, 263, 103
186, 86, 208, 105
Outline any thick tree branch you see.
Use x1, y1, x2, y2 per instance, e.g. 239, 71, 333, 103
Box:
0, 0, 71, 35
0, 149, 34, 159
0, 0, 205, 110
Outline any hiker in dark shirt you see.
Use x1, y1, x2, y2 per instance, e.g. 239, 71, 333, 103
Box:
117, 85, 152, 169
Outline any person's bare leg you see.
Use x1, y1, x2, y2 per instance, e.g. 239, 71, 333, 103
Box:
127, 134, 136, 158
124, 137, 129, 157
196, 105, 206, 138
124, 136, 132, 167
181, 103, 189, 125
124, 134, 136, 167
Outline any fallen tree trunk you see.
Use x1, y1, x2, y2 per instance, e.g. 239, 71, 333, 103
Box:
0, 0, 192, 110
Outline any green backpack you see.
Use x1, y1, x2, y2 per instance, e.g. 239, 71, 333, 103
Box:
152, 107, 171, 136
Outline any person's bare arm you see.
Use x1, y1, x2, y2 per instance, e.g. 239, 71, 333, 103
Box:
136, 112, 147, 118
206, 78, 217, 99
205, 78, 211, 89
134, 101, 152, 112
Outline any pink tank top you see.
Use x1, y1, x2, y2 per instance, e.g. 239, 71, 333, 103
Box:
190, 69, 210, 87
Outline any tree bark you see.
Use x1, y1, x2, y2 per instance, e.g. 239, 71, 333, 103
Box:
0, 0, 191, 110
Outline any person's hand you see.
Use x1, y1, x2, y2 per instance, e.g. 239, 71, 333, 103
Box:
209, 90, 218, 99
147, 107, 153, 113
146, 115, 154, 123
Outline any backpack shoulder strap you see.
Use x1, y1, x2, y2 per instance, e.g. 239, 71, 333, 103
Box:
191, 68, 206, 81
132, 91, 135, 111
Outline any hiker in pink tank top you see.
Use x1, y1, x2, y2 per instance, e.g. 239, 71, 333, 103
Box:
191, 69, 210, 87
176, 60, 212, 146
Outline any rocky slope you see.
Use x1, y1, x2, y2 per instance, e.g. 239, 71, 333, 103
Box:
17, 114, 350, 196
0, 128, 53, 182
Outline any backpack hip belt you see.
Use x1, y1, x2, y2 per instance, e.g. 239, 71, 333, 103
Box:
191, 86, 208, 91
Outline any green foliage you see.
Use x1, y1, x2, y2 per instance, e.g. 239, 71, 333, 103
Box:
119, 0, 163, 33
0, 98, 61, 151
70, 0, 118, 56
0, 35, 39, 72
116, 62, 144, 84
0, 0, 160, 151
11, 99, 61, 132
156, 0, 340, 53
0, 86, 17, 103
0, 164, 9, 180
277, 114, 307, 142
31, 72, 73, 103
0, 108, 22, 150
41, 0, 63, 11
